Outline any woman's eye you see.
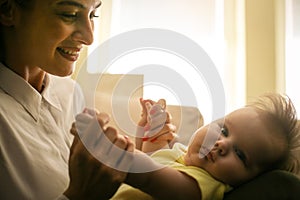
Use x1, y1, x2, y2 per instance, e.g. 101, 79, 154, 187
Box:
60, 13, 77, 21
221, 127, 228, 137
90, 10, 100, 19
90, 13, 99, 19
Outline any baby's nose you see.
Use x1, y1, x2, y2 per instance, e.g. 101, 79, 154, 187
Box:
215, 139, 230, 155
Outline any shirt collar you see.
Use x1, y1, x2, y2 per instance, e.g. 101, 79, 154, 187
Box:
42, 74, 62, 112
0, 63, 62, 121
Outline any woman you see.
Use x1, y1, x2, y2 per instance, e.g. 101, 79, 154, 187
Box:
0, 0, 175, 199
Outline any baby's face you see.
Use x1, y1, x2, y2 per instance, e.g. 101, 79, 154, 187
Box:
184, 107, 284, 186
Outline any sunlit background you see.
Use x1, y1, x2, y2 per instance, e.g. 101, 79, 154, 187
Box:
75, 0, 300, 122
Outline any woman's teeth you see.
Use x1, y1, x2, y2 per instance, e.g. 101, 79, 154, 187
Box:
57, 47, 78, 55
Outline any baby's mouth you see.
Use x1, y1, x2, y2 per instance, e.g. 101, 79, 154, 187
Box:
206, 152, 215, 163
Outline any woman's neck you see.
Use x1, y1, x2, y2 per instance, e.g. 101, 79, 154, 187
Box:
25, 68, 47, 93
3, 61, 47, 93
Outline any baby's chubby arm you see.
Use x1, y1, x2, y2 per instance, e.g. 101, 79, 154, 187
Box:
71, 108, 201, 200
125, 160, 202, 200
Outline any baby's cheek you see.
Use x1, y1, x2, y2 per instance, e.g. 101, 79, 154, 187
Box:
216, 160, 249, 185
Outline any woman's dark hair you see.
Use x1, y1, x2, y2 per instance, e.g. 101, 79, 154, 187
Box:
15, 0, 33, 9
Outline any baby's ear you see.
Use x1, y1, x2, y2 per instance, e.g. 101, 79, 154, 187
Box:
0, 0, 16, 26
157, 99, 166, 109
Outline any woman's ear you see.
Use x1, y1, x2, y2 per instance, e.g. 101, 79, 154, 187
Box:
0, 0, 16, 26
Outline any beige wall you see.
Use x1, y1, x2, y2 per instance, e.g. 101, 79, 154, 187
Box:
73, 0, 287, 105
245, 0, 285, 103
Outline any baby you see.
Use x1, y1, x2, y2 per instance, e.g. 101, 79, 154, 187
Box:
74, 93, 300, 200
110, 93, 300, 200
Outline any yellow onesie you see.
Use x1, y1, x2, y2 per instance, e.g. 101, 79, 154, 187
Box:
111, 143, 231, 200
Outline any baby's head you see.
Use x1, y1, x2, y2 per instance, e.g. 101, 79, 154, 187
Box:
246, 93, 300, 174
184, 93, 299, 186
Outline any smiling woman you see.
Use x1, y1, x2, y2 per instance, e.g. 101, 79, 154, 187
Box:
1, 0, 100, 85
0, 0, 134, 199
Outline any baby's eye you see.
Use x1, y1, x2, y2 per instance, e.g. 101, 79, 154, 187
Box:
221, 127, 228, 137
234, 148, 247, 166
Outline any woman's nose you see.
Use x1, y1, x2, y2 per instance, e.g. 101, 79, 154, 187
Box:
72, 18, 94, 45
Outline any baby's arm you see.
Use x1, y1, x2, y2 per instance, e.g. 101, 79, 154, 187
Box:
125, 157, 202, 200
73, 108, 200, 199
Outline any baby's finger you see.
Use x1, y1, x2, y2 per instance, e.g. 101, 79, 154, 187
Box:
165, 111, 172, 123
75, 112, 94, 124
139, 98, 146, 110
103, 126, 118, 143
96, 112, 110, 128
149, 104, 165, 116
148, 123, 176, 136
150, 112, 167, 126
145, 112, 167, 135
83, 107, 99, 116
145, 102, 152, 115
151, 132, 178, 143
126, 137, 135, 152
142, 99, 156, 105
162, 123, 177, 133
157, 99, 166, 109
74, 120, 93, 137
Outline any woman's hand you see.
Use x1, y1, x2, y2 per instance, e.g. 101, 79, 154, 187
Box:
65, 109, 134, 200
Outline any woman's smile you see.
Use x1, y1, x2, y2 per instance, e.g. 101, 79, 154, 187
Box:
57, 47, 81, 62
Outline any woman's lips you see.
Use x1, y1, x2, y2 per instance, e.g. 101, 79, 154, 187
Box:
57, 47, 80, 62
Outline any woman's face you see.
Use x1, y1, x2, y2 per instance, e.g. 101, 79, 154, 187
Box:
8, 0, 101, 76
184, 107, 285, 186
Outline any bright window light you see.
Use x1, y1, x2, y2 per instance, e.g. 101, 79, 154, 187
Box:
285, 0, 300, 115
87, 0, 229, 122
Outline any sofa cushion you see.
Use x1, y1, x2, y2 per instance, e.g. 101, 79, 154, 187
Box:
223, 170, 300, 200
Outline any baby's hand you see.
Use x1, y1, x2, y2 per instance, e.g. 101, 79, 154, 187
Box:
142, 99, 167, 142
137, 98, 155, 127
135, 99, 177, 153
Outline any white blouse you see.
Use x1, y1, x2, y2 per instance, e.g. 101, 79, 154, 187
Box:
0, 63, 84, 199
